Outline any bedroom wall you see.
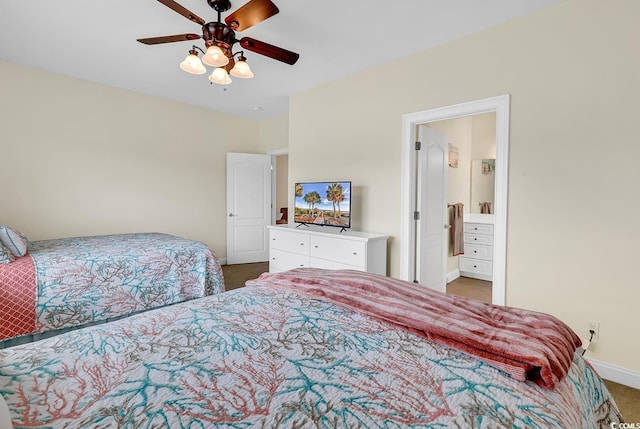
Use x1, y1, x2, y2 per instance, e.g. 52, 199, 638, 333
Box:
258, 114, 289, 153
289, 0, 640, 373
0, 61, 260, 258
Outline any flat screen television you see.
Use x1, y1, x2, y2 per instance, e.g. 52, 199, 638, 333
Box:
294, 181, 351, 231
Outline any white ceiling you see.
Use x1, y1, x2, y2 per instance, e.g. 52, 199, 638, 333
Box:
0, 0, 565, 120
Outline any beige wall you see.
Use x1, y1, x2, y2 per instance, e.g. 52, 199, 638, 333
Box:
471, 114, 496, 160
0, 61, 260, 258
258, 114, 288, 153
290, 0, 640, 371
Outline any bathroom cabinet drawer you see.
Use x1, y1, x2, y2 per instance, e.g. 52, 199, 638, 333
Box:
464, 243, 493, 261
464, 223, 494, 235
459, 257, 493, 278
464, 233, 493, 246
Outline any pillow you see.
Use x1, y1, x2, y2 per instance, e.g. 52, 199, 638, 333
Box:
0, 244, 15, 264
0, 225, 29, 257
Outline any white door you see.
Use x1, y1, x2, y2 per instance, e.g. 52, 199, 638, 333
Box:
226, 153, 272, 264
415, 125, 448, 292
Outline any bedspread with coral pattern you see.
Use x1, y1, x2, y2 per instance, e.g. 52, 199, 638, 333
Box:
0, 232, 224, 342
0, 282, 621, 428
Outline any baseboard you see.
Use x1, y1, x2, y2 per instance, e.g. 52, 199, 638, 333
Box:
446, 269, 460, 284
587, 358, 640, 389
219, 257, 228, 266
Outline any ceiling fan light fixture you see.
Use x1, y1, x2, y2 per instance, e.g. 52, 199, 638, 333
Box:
230, 56, 254, 79
202, 45, 230, 67
179, 49, 207, 75
209, 67, 232, 85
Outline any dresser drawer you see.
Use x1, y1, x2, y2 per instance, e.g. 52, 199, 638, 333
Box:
269, 229, 309, 254
464, 243, 493, 261
459, 257, 493, 276
269, 248, 309, 272
464, 233, 493, 246
309, 257, 365, 271
464, 223, 494, 235
310, 235, 367, 268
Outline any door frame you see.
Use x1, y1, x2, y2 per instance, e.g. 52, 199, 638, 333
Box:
400, 95, 510, 305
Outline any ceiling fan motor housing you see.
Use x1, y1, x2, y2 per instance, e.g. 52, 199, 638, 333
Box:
207, 0, 232, 12
203, 22, 236, 51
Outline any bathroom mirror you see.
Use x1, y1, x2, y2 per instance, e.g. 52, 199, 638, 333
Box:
470, 159, 495, 214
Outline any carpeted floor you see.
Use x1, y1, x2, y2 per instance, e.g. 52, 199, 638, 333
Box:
221, 262, 269, 290
221, 263, 640, 422
604, 379, 640, 422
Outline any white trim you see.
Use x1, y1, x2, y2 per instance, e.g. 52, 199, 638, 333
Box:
219, 257, 228, 266
401, 95, 510, 305
267, 148, 289, 156
587, 358, 640, 390
446, 269, 461, 284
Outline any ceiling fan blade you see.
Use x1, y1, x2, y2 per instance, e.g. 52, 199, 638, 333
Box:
225, 0, 279, 32
137, 33, 201, 45
240, 37, 299, 65
157, 0, 206, 25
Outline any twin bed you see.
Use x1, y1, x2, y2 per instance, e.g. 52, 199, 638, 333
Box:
0, 263, 623, 427
0, 232, 225, 347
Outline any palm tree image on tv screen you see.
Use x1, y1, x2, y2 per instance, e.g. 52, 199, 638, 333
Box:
294, 182, 351, 228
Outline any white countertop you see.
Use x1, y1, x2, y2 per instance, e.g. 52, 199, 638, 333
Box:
464, 213, 495, 224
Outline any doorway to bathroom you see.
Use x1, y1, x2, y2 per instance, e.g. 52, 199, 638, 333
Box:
400, 95, 510, 305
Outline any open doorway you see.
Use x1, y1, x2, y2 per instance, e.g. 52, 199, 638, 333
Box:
269, 149, 289, 226
400, 95, 510, 306
426, 112, 496, 303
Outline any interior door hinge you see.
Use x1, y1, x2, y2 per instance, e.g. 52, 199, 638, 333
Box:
413, 211, 420, 220
415, 141, 421, 150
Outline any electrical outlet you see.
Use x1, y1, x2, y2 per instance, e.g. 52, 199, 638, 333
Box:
586, 320, 600, 339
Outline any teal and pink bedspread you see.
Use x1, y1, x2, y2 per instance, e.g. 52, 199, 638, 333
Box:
0, 269, 621, 428
0, 233, 224, 344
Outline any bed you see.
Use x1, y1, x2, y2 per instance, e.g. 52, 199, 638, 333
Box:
0, 231, 224, 346
0, 268, 622, 428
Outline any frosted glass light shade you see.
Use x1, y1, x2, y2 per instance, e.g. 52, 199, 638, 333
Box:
229, 59, 254, 79
209, 67, 232, 85
179, 53, 206, 75
202, 45, 229, 67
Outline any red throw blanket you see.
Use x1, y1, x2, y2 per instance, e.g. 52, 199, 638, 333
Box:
0, 255, 37, 341
247, 268, 582, 389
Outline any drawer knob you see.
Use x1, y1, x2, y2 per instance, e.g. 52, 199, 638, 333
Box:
314, 245, 318, 248
353, 252, 357, 255
473, 265, 477, 268
300, 243, 304, 246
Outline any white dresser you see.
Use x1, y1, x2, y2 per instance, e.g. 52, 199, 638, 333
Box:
458, 221, 494, 281
266, 225, 388, 275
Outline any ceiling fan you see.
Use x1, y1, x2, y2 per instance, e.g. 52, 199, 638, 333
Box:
137, 0, 299, 84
